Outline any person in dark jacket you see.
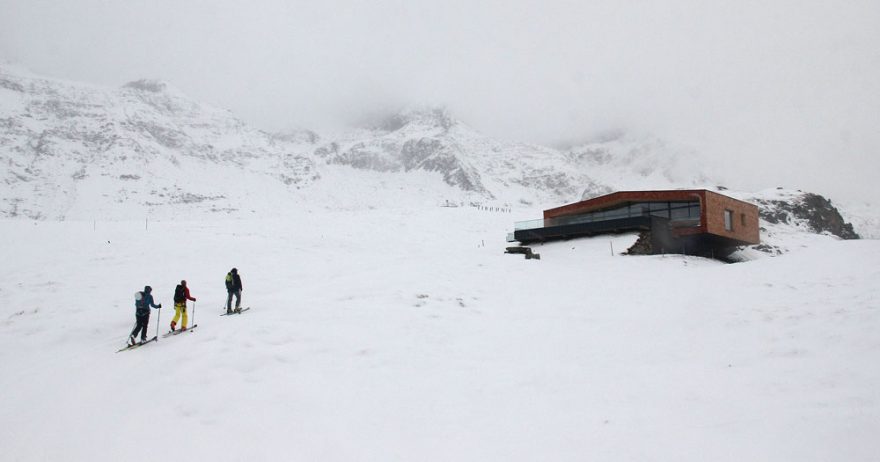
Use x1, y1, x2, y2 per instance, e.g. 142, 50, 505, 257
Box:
225, 268, 243, 314
130, 285, 161, 345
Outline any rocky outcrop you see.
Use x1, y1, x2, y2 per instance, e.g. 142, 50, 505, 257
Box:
400, 138, 487, 193
320, 108, 492, 195
624, 232, 653, 255
755, 192, 859, 239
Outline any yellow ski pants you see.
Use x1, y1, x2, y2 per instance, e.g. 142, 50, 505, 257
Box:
171, 302, 187, 329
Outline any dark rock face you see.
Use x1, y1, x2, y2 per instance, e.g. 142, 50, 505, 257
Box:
124, 80, 167, 93
0, 76, 25, 92
400, 138, 487, 193
756, 193, 859, 239
625, 231, 653, 255
378, 108, 455, 132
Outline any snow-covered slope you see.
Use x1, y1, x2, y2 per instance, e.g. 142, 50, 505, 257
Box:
1, 66, 723, 220
317, 107, 613, 205
1, 65, 875, 237
317, 108, 720, 208
0, 209, 877, 461
1, 65, 878, 460
0, 65, 318, 219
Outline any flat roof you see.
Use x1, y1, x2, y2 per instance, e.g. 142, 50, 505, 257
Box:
544, 189, 756, 219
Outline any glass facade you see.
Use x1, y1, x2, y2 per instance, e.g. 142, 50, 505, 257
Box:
515, 201, 701, 231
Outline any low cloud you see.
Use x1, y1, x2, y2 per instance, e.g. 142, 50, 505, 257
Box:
2, 0, 878, 202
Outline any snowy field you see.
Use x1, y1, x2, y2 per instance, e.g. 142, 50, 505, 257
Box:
1, 207, 878, 461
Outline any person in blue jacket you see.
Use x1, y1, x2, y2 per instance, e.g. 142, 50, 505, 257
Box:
130, 285, 162, 345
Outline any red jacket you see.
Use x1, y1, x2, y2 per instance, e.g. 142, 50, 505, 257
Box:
183, 286, 196, 302
175, 285, 196, 304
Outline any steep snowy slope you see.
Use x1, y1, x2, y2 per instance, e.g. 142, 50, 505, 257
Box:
1, 67, 727, 220
317, 107, 610, 205
317, 108, 719, 208
0, 65, 318, 219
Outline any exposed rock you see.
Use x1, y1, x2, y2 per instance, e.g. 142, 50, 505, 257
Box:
579, 183, 614, 201
272, 129, 319, 144
505, 246, 540, 260
0, 68, 319, 219
377, 107, 455, 132
753, 243, 784, 255
513, 172, 576, 198
625, 231, 653, 255
400, 138, 487, 193
329, 143, 400, 172
123, 79, 168, 93
0, 76, 25, 92
756, 193, 859, 239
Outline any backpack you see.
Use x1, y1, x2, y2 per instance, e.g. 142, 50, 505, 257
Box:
174, 284, 186, 303
135, 291, 146, 311
225, 273, 233, 291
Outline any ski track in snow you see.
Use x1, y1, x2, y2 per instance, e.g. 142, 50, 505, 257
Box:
0, 207, 879, 461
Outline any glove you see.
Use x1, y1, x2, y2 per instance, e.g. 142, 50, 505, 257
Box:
157, 303, 163, 308
193, 298, 197, 302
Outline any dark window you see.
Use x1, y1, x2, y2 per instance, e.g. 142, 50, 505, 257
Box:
606, 207, 628, 220
630, 203, 650, 216
553, 200, 701, 228
741, 213, 746, 226
651, 209, 670, 219
669, 201, 699, 221
670, 205, 690, 219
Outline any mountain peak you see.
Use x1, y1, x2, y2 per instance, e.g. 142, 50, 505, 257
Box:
376, 106, 457, 132
122, 79, 173, 93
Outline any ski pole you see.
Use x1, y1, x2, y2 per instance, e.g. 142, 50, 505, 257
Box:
156, 305, 161, 341
191, 301, 196, 329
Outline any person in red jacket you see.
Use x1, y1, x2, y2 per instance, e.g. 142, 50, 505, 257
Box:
170, 280, 196, 331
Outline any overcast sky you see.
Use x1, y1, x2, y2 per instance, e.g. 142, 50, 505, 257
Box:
1, 0, 878, 203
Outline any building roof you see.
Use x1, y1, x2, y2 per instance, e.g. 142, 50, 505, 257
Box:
544, 189, 753, 219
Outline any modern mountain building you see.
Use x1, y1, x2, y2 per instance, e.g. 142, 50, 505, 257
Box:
512, 189, 760, 256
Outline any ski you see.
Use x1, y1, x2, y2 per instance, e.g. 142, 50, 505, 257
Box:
162, 324, 198, 338
220, 307, 251, 316
116, 336, 158, 353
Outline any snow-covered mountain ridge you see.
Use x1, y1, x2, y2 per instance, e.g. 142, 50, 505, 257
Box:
0, 65, 319, 219
0, 65, 874, 239
0, 66, 715, 217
